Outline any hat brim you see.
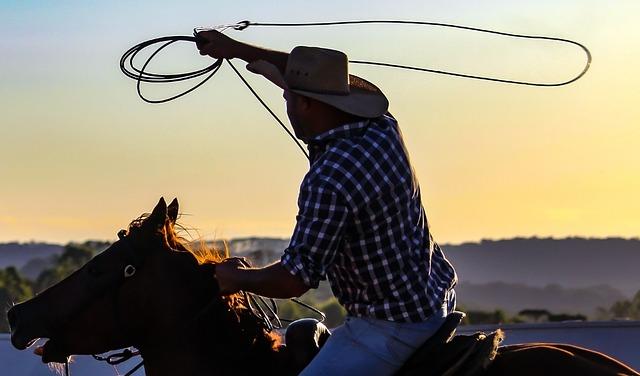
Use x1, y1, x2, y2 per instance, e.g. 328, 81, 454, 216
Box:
246, 61, 388, 118
291, 75, 389, 118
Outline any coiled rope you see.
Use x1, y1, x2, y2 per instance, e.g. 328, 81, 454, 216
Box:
120, 19, 592, 159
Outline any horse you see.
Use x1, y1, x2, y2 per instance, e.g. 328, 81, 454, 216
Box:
7, 198, 640, 376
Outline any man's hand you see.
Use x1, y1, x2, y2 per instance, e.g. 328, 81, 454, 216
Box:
195, 30, 241, 59
215, 257, 248, 295
195, 31, 289, 73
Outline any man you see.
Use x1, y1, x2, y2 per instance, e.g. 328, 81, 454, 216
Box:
196, 30, 457, 375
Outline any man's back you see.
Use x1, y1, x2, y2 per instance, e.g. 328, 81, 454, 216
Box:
282, 114, 457, 322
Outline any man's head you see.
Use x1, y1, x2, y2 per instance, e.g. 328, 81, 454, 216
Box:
247, 46, 388, 141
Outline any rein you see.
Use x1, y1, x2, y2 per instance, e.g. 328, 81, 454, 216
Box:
90, 349, 144, 376
233, 259, 327, 331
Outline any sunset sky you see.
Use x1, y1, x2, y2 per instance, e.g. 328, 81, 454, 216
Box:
1, 1, 638, 244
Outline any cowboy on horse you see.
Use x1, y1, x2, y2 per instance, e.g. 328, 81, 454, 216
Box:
6, 25, 639, 376
195, 30, 458, 376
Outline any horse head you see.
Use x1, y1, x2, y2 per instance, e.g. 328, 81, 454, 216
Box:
7, 198, 222, 364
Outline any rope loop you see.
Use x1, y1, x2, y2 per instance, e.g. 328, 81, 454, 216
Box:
120, 19, 592, 157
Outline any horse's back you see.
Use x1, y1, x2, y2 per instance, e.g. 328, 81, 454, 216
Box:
488, 343, 640, 376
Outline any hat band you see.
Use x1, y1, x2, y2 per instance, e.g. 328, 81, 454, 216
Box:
289, 85, 350, 96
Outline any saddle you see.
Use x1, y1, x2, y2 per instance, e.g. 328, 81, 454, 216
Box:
282, 318, 332, 375
283, 312, 504, 376
395, 312, 504, 376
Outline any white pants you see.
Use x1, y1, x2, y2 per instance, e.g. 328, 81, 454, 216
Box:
300, 291, 456, 376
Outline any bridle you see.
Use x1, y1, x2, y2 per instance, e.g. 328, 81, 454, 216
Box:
61, 229, 147, 376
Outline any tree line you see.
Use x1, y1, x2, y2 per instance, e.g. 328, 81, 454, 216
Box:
2, 242, 639, 332
1, 242, 97, 332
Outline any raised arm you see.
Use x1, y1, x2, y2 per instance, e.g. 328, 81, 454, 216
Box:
195, 30, 289, 73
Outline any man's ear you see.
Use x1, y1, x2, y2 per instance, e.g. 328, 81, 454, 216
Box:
167, 198, 179, 224
299, 95, 312, 111
145, 197, 168, 232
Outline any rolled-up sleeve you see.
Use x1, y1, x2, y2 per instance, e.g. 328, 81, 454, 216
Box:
281, 178, 349, 288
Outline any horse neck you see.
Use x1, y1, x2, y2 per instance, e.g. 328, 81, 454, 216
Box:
138, 324, 287, 376
138, 343, 213, 376
136, 251, 289, 375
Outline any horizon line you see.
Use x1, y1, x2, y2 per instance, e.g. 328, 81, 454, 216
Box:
2, 234, 639, 247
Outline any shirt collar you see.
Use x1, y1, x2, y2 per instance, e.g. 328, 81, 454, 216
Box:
306, 120, 370, 164
308, 119, 370, 147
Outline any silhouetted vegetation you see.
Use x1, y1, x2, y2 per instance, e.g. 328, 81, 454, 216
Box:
33, 243, 94, 293
0, 266, 33, 332
1, 238, 637, 333
278, 296, 347, 329
547, 313, 588, 322
0, 242, 99, 332
457, 306, 589, 326
518, 309, 551, 322
518, 309, 587, 323
463, 309, 509, 325
597, 291, 640, 320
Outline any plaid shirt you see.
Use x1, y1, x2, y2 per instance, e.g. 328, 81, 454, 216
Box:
281, 114, 457, 322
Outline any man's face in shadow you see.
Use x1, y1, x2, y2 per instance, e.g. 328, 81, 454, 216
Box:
283, 90, 310, 143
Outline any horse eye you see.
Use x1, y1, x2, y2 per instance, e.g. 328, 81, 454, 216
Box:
124, 265, 136, 278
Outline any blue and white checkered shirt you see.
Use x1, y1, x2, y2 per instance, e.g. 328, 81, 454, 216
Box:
281, 114, 457, 322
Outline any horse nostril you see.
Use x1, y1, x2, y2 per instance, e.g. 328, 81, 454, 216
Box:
7, 307, 18, 329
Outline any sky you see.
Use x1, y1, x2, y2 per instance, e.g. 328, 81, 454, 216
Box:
1, 0, 638, 244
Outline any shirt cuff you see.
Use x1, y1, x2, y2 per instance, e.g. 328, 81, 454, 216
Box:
280, 249, 322, 289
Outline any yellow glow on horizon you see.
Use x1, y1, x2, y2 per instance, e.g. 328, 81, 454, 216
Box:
1, 1, 638, 244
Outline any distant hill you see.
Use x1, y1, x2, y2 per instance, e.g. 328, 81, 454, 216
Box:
443, 237, 640, 297
227, 237, 290, 264
220, 237, 637, 317
223, 237, 640, 297
0, 242, 63, 270
455, 281, 626, 317
2, 237, 638, 315
0, 241, 110, 279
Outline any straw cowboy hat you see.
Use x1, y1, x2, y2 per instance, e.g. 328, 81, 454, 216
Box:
247, 46, 389, 118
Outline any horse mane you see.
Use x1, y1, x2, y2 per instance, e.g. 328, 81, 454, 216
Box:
125, 214, 226, 263
125, 214, 283, 356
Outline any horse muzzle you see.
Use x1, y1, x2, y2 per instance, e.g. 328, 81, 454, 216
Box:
7, 303, 51, 351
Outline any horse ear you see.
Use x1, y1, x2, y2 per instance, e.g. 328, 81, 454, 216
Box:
167, 198, 179, 224
146, 197, 168, 229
